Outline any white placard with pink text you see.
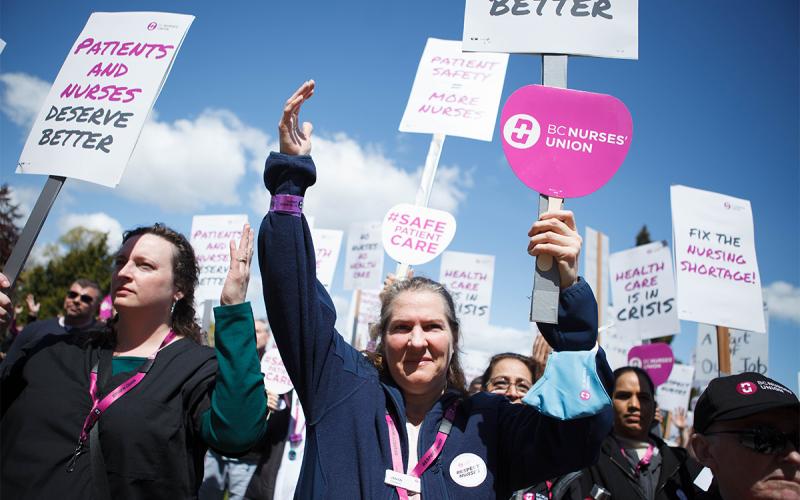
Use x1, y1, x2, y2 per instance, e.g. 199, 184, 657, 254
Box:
345, 288, 381, 351
17, 12, 194, 187
343, 221, 384, 291
190, 214, 248, 302
261, 348, 294, 394
439, 251, 495, 330
671, 185, 765, 333
310, 229, 343, 292
609, 241, 679, 340
656, 364, 695, 413
382, 204, 456, 266
399, 38, 508, 141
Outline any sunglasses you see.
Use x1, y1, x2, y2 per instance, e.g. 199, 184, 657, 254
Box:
705, 425, 799, 455
67, 291, 95, 305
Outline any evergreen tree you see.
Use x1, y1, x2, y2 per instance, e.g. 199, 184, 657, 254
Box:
18, 227, 113, 320
635, 225, 652, 246
0, 184, 23, 267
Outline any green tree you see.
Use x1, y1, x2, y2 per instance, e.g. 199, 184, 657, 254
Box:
17, 227, 113, 320
0, 184, 23, 266
635, 225, 652, 247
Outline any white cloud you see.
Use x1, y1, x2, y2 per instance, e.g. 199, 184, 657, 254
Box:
763, 281, 800, 325
119, 109, 268, 212
460, 322, 535, 360
0, 72, 50, 127
6, 184, 38, 220
60, 212, 124, 250
250, 133, 472, 229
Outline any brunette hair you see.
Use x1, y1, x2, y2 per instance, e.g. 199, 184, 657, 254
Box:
115, 223, 201, 343
367, 276, 466, 394
480, 352, 537, 390
613, 366, 656, 396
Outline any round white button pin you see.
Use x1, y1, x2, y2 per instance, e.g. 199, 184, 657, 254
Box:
449, 453, 487, 488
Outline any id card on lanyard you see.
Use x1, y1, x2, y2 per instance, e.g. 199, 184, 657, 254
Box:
66, 330, 177, 472
384, 402, 458, 499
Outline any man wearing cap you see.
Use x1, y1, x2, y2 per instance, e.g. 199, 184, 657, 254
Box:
692, 372, 800, 500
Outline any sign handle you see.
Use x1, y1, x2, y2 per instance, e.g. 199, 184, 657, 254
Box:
2, 175, 66, 288
595, 232, 604, 330
529, 55, 567, 324
716, 325, 731, 375
350, 288, 362, 348
394, 133, 446, 279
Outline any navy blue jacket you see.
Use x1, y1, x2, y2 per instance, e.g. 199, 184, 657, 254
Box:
258, 152, 614, 499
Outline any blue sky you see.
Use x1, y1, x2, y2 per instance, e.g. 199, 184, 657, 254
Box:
2, 1, 798, 392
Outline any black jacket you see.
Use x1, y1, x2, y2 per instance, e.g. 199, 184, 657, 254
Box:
568, 434, 703, 500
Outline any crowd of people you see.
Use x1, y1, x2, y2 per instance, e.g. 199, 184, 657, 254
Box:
0, 81, 797, 499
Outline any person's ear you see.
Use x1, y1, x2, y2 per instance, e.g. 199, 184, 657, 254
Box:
173, 290, 184, 303
692, 434, 717, 468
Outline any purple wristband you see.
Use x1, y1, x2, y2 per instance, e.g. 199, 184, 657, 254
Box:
269, 194, 303, 217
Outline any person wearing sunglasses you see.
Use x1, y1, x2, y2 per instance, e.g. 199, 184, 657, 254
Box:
691, 372, 800, 500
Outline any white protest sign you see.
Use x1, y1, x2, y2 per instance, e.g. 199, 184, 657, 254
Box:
463, 0, 638, 59
694, 316, 769, 390
399, 38, 509, 142
609, 241, 680, 340
261, 347, 294, 394
671, 185, 765, 333
310, 229, 343, 291
382, 203, 456, 266
460, 349, 492, 386
343, 221, 384, 291
656, 364, 695, 413
584, 227, 609, 327
345, 288, 381, 351
190, 214, 247, 302
17, 12, 194, 187
600, 322, 640, 371
439, 251, 495, 330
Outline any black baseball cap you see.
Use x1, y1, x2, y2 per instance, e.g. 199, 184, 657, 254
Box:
694, 372, 799, 433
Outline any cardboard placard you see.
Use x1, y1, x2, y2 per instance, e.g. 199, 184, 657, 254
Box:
462, 0, 638, 59
382, 203, 456, 266
628, 342, 674, 387
609, 241, 680, 340
439, 251, 495, 330
656, 364, 695, 413
190, 214, 248, 302
17, 12, 194, 187
310, 228, 343, 292
343, 221, 384, 291
399, 38, 509, 142
345, 288, 382, 351
501, 85, 632, 198
261, 347, 293, 394
600, 322, 640, 371
671, 185, 765, 333
694, 317, 769, 390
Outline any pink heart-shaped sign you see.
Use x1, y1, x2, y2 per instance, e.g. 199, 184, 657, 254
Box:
627, 343, 674, 387
501, 85, 633, 198
382, 203, 456, 265
261, 347, 293, 394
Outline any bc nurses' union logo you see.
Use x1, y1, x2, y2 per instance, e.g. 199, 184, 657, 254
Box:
736, 381, 758, 396
147, 22, 157, 30
503, 114, 540, 149
579, 390, 591, 401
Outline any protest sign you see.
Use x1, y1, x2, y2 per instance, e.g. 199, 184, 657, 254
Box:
399, 38, 509, 142
694, 318, 769, 390
261, 348, 293, 394
600, 322, 640, 371
462, 0, 638, 59
382, 203, 456, 266
343, 221, 384, 291
628, 343, 674, 387
17, 12, 194, 187
439, 251, 495, 330
609, 241, 680, 340
656, 364, 695, 413
584, 227, 609, 327
190, 214, 247, 302
671, 185, 765, 333
460, 349, 492, 387
310, 229, 343, 291
345, 288, 381, 351
501, 85, 632, 199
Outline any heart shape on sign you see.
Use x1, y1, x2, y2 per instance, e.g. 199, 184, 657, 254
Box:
382, 203, 456, 266
501, 85, 633, 198
627, 342, 674, 387
261, 347, 294, 394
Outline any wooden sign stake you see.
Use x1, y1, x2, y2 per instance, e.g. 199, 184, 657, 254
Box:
350, 288, 363, 348
716, 325, 732, 375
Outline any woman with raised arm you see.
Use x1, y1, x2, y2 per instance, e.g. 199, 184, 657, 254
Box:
1, 224, 267, 499
259, 80, 614, 499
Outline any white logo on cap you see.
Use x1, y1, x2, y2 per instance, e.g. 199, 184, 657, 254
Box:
737, 381, 757, 396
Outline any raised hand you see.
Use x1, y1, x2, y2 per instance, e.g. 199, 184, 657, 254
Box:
220, 224, 254, 306
279, 80, 315, 156
530, 333, 553, 382
26, 293, 40, 317
527, 210, 581, 289
0, 273, 11, 328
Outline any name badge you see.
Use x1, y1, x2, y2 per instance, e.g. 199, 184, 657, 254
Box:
384, 470, 421, 493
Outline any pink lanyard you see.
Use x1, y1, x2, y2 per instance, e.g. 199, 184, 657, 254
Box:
385, 402, 457, 500
66, 330, 177, 472
621, 443, 655, 475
